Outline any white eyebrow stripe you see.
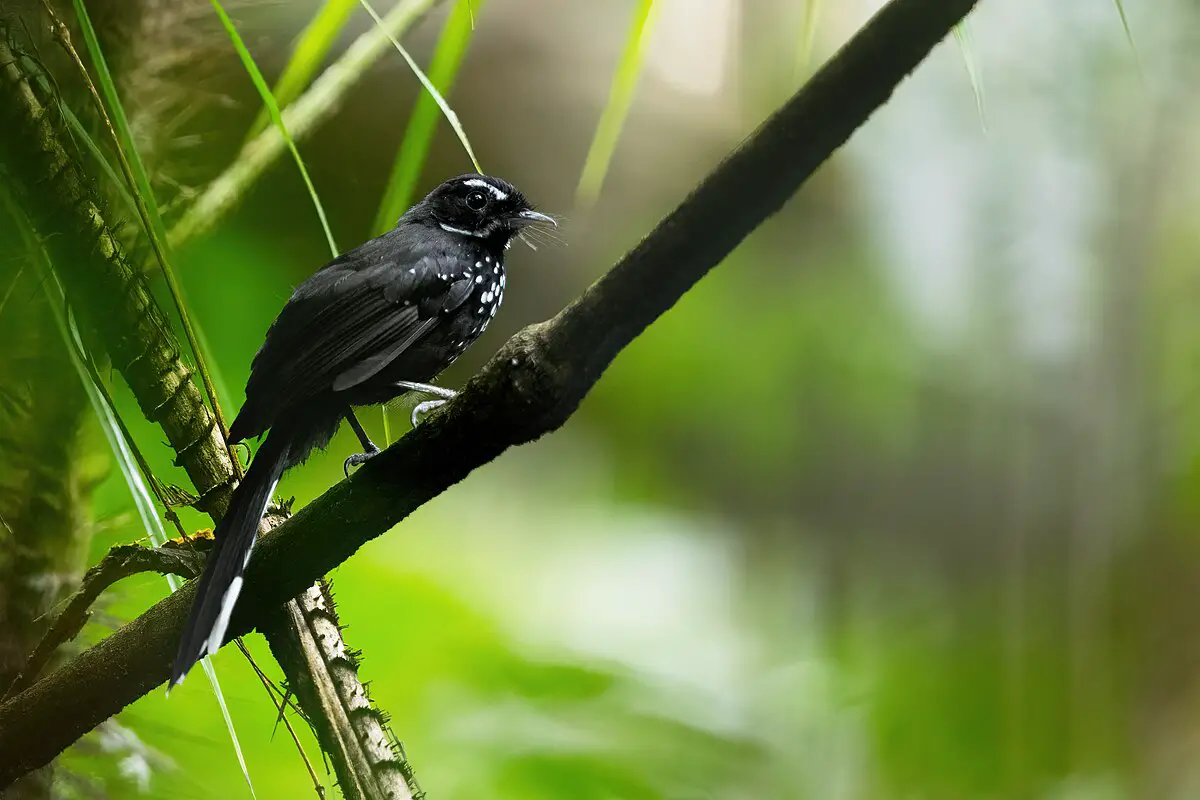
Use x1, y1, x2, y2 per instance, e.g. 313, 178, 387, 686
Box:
440, 222, 486, 238
463, 178, 508, 200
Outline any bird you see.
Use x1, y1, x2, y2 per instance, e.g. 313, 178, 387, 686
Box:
169, 173, 555, 690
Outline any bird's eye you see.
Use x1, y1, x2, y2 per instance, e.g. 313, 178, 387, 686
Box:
465, 191, 488, 211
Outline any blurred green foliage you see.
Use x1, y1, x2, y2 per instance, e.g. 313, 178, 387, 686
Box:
6, 0, 1197, 799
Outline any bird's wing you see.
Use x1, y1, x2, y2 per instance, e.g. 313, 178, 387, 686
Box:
231, 238, 473, 440
329, 272, 475, 392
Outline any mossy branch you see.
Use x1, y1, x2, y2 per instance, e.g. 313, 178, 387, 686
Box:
0, 32, 237, 516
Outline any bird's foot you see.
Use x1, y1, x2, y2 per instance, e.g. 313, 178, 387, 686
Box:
343, 443, 381, 477
411, 399, 449, 427
392, 381, 458, 427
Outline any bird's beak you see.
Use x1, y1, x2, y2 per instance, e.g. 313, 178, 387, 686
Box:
516, 209, 557, 227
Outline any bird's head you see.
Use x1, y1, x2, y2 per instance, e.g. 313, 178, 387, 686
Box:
412, 173, 556, 247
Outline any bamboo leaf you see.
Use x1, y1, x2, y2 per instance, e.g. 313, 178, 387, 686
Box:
953, 22, 987, 133
575, 0, 659, 208
1112, 0, 1142, 78
245, 0, 360, 141
211, 0, 339, 257
364, 0, 483, 445
371, 0, 482, 234
797, 0, 823, 79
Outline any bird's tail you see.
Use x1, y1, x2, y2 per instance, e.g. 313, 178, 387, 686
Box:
169, 426, 290, 690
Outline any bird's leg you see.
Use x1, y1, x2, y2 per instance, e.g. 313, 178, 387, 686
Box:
343, 408, 381, 477
393, 381, 459, 427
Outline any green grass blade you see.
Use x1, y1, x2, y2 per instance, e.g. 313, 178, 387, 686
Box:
61, 107, 239, 409
363, 0, 482, 230
953, 22, 987, 133
371, 0, 482, 234
61, 5, 256, 789
70, 0, 236, 464
245, 0, 360, 142
366, 0, 482, 445
60, 105, 136, 217
574, 0, 659, 208
797, 0, 823, 79
1111, 0, 1143, 78
169, 0, 439, 250
211, 0, 339, 257
14, 220, 258, 800
66, 308, 256, 800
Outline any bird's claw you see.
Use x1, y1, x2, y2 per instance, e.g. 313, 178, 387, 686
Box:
410, 399, 447, 427
343, 443, 381, 477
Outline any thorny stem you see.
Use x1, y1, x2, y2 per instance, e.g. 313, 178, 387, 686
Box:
68, 307, 196, 532
41, 0, 243, 477
3, 181, 197, 532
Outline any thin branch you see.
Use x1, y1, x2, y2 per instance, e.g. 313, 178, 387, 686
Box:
1, 543, 204, 700
263, 581, 422, 800
235, 639, 327, 800
0, 0, 980, 785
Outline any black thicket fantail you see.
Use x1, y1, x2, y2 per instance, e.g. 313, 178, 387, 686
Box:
169, 174, 555, 689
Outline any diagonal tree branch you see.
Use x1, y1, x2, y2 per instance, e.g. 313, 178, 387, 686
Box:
0, 0, 980, 786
